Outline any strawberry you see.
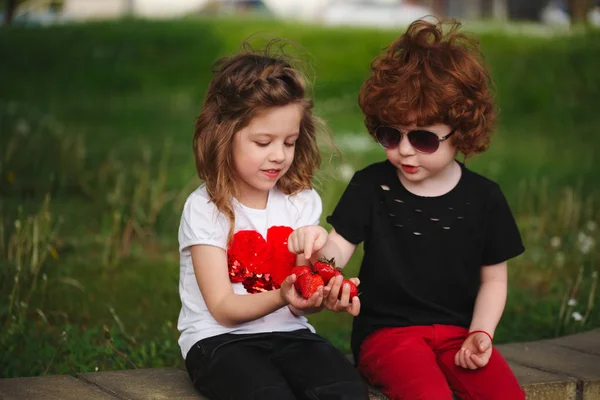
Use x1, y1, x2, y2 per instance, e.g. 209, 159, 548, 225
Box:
313, 257, 342, 284
294, 272, 324, 299
290, 265, 312, 278
337, 279, 359, 300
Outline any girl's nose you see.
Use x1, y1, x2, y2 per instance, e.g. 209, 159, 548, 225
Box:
269, 145, 286, 162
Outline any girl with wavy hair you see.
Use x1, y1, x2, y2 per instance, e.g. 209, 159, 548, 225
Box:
288, 20, 525, 399
177, 42, 368, 400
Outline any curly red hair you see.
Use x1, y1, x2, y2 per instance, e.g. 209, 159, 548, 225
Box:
359, 19, 495, 158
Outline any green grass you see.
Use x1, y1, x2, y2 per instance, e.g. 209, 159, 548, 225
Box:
1, 17, 599, 378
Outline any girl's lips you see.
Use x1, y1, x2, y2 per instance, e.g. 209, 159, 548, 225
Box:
262, 169, 281, 179
400, 164, 419, 174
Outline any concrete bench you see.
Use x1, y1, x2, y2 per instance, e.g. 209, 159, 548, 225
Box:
1, 329, 599, 400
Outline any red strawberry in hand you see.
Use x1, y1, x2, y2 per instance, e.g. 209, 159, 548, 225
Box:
294, 272, 324, 299
291, 265, 312, 278
313, 257, 342, 284
337, 279, 359, 301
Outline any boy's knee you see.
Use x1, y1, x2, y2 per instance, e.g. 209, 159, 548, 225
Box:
383, 384, 454, 400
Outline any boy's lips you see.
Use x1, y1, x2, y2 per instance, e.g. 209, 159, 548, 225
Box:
400, 164, 419, 174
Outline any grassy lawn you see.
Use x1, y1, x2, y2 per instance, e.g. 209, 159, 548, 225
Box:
1, 17, 599, 378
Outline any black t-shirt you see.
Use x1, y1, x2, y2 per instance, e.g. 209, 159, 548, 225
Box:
326, 160, 524, 361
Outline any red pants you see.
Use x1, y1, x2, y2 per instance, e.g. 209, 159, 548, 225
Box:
358, 325, 525, 400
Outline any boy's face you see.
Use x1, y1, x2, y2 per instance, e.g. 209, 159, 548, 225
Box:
384, 122, 458, 187
231, 103, 302, 208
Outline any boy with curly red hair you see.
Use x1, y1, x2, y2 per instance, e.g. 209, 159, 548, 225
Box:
288, 19, 526, 399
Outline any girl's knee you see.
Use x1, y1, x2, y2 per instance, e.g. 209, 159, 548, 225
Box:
248, 384, 296, 400
312, 379, 370, 400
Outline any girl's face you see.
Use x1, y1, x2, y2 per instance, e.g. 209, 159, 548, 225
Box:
384, 122, 458, 190
232, 103, 303, 208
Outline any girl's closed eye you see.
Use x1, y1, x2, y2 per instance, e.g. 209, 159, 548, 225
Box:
255, 141, 270, 147
285, 141, 296, 147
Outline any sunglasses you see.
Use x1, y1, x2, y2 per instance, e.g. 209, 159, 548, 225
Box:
375, 126, 456, 154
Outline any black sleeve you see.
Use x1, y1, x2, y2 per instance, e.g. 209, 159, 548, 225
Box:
326, 170, 373, 245
482, 183, 525, 266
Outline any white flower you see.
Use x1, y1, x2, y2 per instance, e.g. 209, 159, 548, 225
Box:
571, 311, 583, 321
15, 119, 29, 135
567, 298, 577, 306
550, 236, 561, 249
339, 164, 354, 182
586, 221, 597, 232
95, 366, 99, 372
577, 232, 595, 255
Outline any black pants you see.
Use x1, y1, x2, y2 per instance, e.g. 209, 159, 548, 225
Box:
185, 329, 369, 400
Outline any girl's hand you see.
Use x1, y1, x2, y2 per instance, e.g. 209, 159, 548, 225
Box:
323, 275, 361, 317
288, 226, 328, 260
279, 273, 324, 312
454, 332, 492, 370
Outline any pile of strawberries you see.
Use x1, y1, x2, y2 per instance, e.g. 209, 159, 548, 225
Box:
291, 257, 358, 300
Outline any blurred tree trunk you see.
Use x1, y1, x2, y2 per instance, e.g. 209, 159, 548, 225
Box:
569, 0, 591, 23
4, 0, 17, 24
430, 0, 447, 16
481, 0, 508, 19
124, 0, 134, 16
463, 0, 482, 19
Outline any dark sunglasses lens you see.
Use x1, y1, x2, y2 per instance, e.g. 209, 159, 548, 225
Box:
376, 127, 401, 149
408, 130, 439, 153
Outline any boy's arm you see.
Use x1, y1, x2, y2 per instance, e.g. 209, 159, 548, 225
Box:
310, 228, 358, 270
469, 261, 508, 337
190, 244, 323, 327
455, 261, 507, 370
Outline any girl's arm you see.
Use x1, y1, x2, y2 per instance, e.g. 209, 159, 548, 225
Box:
191, 244, 322, 327
469, 261, 508, 337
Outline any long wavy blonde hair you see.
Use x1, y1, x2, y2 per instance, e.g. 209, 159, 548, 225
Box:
193, 42, 322, 243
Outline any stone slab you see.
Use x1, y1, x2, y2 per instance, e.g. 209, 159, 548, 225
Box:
509, 362, 578, 400
542, 328, 600, 357
498, 341, 600, 399
0, 375, 117, 400
79, 367, 204, 400
497, 342, 600, 380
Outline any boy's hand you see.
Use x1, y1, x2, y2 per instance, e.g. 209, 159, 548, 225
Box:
288, 226, 328, 260
323, 275, 361, 317
454, 332, 492, 370
279, 273, 324, 313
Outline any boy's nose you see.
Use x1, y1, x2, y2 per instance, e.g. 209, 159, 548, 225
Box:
397, 134, 416, 156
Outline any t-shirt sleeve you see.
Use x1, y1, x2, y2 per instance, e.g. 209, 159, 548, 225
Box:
295, 188, 323, 227
178, 192, 228, 252
326, 170, 372, 245
482, 184, 525, 265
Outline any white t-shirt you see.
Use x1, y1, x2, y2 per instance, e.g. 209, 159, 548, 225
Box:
177, 184, 322, 358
